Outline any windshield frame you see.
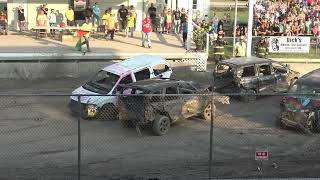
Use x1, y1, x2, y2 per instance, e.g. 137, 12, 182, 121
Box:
83, 70, 120, 94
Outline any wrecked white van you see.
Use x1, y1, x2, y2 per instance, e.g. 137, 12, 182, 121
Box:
69, 55, 172, 119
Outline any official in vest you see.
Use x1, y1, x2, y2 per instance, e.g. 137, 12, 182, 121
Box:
235, 36, 247, 57
255, 37, 269, 58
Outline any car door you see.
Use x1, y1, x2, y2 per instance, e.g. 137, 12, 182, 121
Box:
179, 85, 202, 119
151, 64, 172, 78
163, 85, 184, 122
272, 62, 292, 92
257, 63, 276, 92
237, 65, 259, 91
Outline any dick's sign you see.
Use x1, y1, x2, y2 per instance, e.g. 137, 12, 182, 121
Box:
269, 37, 310, 53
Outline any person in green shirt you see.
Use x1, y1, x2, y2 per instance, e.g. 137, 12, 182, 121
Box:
126, 12, 135, 37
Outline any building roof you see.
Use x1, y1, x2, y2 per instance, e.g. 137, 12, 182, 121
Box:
102, 55, 166, 75
222, 57, 273, 66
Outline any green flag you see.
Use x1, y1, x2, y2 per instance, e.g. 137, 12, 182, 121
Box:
75, 39, 82, 51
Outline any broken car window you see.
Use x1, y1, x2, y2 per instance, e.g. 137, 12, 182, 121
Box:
153, 64, 170, 76
259, 65, 272, 76
135, 68, 151, 81
241, 66, 256, 77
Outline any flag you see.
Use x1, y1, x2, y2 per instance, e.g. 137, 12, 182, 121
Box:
75, 39, 82, 51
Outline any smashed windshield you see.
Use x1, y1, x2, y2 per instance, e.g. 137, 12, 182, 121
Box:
83, 71, 119, 93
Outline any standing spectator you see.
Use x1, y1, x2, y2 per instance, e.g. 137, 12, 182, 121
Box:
118, 5, 128, 32
84, 5, 93, 22
211, 13, 219, 33
37, 10, 48, 27
49, 9, 57, 35
92, 2, 102, 30
128, 5, 137, 30
101, 9, 110, 32
235, 36, 247, 57
127, 12, 135, 37
0, 11, 8, 35
173, 7, 181, 34
17, 6, 26, 32
182, 20, 188, 48
65, 6, 75, 26
105, 13, 116, 40
148, 3, 157, 31
142, 15, 152, 48
56, 10, 64, 25
180, 8, 186, 33
165, 9, 173, 34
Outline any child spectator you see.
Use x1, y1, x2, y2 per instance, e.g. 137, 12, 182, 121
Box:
105, 13, 116, 40
127, 12, 135, 37
165, 9, 172, 34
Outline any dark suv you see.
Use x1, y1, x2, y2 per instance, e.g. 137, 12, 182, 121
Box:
213, 57, 299, 102
118, 79, 229, 136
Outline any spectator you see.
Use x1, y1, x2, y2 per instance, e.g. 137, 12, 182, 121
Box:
235, 36, 246, 57
49, 9, 57, 35
105, 13, 116, 40
17, 6, 26, 32
56, 10, 64, 25
0, 11, 8, 35
211, 13, 219, 33
118, 5, 128, 32
182, 20, 188, 48
92, 2, 102, 28
101, 9, 110, 31
37, 10, 48, 27
173, 7, 181, 34
142, 15, 152, 48
84, 5, 93, 21
128, 5, 137, 30
127, 12, 135, 37
148, 3, 157, 31
180, 8, 187, 33
165, 9, 173, 34
65, 6, 75, 26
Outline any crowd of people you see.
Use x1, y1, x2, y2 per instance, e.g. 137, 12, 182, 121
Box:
253, 0, 320, 37
0, 7, 7, 35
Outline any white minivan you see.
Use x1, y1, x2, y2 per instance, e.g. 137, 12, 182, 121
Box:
69, 55, 172, 119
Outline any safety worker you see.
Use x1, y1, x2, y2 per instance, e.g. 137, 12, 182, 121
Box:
255, 36, 269, 58
235, 36, 247, 57
213, 35, 227, 63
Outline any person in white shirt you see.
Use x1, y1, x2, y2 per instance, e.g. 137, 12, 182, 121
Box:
49, 9, 57, 35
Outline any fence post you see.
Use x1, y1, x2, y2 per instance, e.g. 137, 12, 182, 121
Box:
206, 33, 210, 55
77, 95, 81, 180
208, 94, 214, 180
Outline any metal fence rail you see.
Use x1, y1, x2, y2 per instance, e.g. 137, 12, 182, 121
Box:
0, 94, 319, 179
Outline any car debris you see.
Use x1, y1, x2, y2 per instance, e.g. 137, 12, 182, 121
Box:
279, 69, 320, 133
213, 57, 299, 102
118, 78, 229, 136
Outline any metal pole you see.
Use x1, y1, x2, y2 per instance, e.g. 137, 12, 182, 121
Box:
246, 0, 254, 57
187, 0, 193, 50
208, 93, 214, 180
232, 0, 238, 57
77, 96, 81, 180
206, 33, 210, 55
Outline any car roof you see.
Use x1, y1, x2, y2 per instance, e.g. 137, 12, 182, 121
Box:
296, 68, 320, 87
221, 57, 273, 66
102, 55, 167, 75
123, 79, 188, 91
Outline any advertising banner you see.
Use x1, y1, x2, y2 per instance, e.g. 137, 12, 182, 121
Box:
269, 36, 310, 53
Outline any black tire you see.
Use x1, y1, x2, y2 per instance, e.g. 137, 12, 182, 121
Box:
307, 114, 320, 133
202, 102, 213, 121
241, 89, 256, 103
152, 115, 170, 136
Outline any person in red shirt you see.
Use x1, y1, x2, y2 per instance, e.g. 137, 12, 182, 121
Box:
142, 15, 152, 48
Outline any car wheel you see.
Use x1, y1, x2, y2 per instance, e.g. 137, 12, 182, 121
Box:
152, 115, 171, 136
202, 102, 213, 121
97, 104, 119, 121
241, 89, 256, 103
307, 113, 320, 133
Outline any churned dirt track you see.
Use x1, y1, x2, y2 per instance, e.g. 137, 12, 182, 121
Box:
0, 78, 319, 180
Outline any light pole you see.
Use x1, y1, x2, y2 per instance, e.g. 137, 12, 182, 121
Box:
247, 0, 254, 57
186, 0, 193, 50
232, 0, 238, 57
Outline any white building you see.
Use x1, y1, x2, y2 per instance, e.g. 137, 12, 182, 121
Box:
6, 0, 209, 31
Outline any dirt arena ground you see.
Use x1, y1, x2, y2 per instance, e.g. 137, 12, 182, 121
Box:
0, 78, 319, 180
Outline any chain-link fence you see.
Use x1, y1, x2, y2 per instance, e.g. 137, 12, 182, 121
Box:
0, 94, 319, 179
